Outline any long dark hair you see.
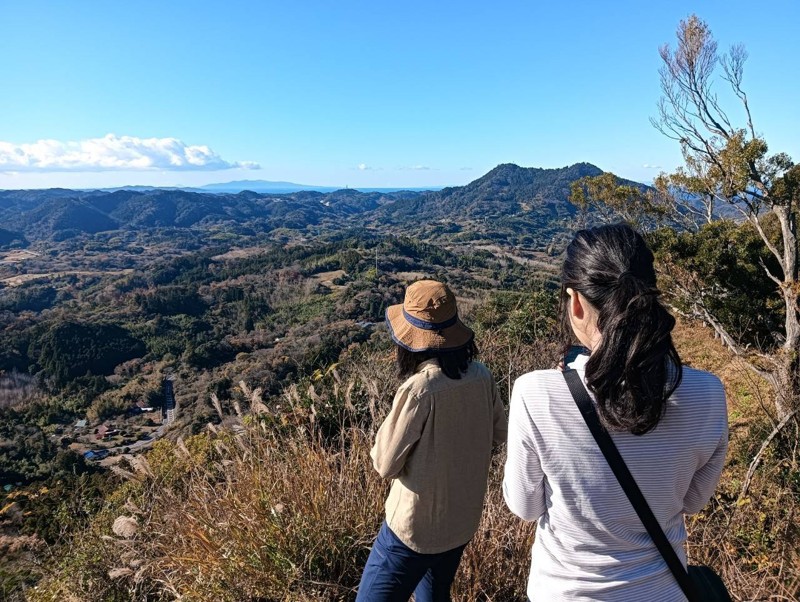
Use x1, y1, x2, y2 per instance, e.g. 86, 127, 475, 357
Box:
561, 223, 682, 435
396, 340, 478, 380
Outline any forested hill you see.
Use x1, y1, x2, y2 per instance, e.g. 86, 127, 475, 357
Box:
0, 162, 627, 246
379, 162, 604, 221
368, 162, 646, 245
0, 187, 404, 242
0, 227, 27, 248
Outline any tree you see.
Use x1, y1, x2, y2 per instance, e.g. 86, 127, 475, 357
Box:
655, 15, 800, 420
573, 15, 799, 422
569, 171, 669, 229
35, 322, 146, 387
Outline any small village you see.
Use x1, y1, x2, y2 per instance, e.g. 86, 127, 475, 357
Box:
71, 377, 176, 465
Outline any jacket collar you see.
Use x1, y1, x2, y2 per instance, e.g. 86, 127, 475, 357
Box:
416, 359, 440, 373
568, 352, 590, 370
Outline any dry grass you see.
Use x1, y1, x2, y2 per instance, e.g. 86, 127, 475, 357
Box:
83, 423, 535, 601
25, 337, 546, 601
673, 319, 800, 601
672, 318, 774, 424
144, 426, 385, 601
25, 320, 800, 601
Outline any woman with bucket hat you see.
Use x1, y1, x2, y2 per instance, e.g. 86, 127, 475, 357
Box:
355, 280, 507, 602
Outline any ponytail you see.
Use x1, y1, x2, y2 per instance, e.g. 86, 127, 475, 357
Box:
562, 224, 682, 435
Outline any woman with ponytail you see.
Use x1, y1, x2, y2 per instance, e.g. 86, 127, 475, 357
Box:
503, 224, 728, 601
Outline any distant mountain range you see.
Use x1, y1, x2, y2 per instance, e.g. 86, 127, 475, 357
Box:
0, 163, 639, 246
0, 186, 415, 243
83, 180, 442, 195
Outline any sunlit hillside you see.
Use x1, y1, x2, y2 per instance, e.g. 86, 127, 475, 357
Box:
9, 312, 796, 601
2, 152, 799, 601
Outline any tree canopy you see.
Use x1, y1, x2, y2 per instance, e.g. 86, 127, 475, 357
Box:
35, 322, 146, 386
570, 15, 799, 419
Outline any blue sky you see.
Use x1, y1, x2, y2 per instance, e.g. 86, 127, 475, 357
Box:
0, 0, 798, 190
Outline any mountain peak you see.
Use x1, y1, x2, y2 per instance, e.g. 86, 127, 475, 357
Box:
479, 162, 603, 182
377, 161, 617, 239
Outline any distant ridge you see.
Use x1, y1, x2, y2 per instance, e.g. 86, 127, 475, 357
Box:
60, 181, 442, 195
199, 180, 442, 194
369, 162, 646, 246
0, 163, 642, 243
199, 180, 338, 193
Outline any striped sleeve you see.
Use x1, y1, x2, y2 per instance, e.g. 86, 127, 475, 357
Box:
683, 377, 728, 514
503, 375, 547, 522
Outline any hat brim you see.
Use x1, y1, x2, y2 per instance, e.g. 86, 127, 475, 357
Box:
385, 303, 475, 352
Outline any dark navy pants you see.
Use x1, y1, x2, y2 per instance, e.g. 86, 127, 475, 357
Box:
355, 521, 468, 602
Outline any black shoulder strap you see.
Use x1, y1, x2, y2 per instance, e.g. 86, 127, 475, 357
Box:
562, 369, 699, 601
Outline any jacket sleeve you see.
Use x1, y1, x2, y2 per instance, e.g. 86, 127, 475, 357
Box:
683, 384, 729, 514
370, 384, 430, 479
491, 378, 508, 447
503, 375, 547, 522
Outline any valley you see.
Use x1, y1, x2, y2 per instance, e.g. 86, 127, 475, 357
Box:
0, 162, 795, 601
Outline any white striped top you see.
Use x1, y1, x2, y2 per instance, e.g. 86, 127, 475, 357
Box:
503, 354, 728, 601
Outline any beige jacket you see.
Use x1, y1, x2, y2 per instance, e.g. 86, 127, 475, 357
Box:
371, 359, 507, 553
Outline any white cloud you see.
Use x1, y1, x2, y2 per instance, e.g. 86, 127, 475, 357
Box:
642, 163, 663, 169
0, 134, 260, 172
357, 163, 371, 171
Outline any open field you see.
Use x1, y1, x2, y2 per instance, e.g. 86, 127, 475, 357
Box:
0, 269, 133, 287
394, 271, 432, 282
0, 250, 39, 264
470, 244, 559, 272
310, 269, 347, 290
211, 246, 268, 261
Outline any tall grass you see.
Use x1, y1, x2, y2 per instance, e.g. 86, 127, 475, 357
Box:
145, 424, 385, 601
25, 321, 800, 601
673, 320, 800, 601
24, 333, 546, 601
26, 406, 535, 600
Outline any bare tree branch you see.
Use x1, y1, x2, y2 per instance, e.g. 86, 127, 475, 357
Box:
760, 258, 784, 288
739, 407, 800, 500
747, 214, 787, 276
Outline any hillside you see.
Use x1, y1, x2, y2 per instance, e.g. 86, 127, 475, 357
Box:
10, 305, 796, 602
0, 188, 412, 241
0, 163, 624, 246
14, 163, 788, 602
371, 162, 648, 247
0, 227, 27, 249
0, 231, 796, 600
382, 162, 602, 220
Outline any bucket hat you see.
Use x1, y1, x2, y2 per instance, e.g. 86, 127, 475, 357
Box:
385, 280, 474, 352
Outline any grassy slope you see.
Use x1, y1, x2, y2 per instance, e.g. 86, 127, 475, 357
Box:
20, 317, 800, 602
672, 319, 799, 600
